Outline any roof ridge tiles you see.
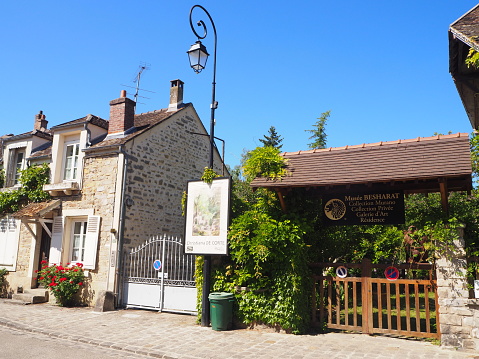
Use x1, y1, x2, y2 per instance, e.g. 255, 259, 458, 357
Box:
280, 132, 469, 156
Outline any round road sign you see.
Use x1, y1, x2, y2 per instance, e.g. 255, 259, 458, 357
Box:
336, 266, 348, 278
153, 260, 162, 271
384, 266, 399, 281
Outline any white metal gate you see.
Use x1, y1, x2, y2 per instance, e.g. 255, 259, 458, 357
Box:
121, 234, 197, 314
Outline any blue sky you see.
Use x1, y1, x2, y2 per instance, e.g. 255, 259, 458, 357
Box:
1, 1, 478, 168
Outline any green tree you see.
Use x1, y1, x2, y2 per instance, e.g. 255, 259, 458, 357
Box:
306, 110, 331, 149
259, 126, 283, 150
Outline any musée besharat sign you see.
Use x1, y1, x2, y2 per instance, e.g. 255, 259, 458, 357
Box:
322, 190, 405, 226
184, 177, 231, 255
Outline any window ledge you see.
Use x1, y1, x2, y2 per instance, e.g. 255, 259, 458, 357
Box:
43, 181, 80, 196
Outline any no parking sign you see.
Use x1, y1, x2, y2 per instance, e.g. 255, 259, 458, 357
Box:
384, 266, 399, 281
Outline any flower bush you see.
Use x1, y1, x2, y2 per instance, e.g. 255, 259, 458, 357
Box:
36, 261, 85, 306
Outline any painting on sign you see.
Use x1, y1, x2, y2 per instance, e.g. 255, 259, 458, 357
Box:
184, 177, 231, 255
322, 191, 405, 226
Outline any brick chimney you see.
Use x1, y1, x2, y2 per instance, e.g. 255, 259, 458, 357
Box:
34, 111, 48, 131
167, 79, 184, 112
109, 90, 135, 134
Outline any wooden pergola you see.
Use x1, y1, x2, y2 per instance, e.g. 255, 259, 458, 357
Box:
251, 133, 473, 214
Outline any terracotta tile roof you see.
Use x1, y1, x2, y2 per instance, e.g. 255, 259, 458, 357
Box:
12, 199, 61, 219
86, 105, 187, 150
251, 133, 473, 192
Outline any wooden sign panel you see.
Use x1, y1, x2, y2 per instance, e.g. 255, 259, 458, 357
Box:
322, 190, 405, 226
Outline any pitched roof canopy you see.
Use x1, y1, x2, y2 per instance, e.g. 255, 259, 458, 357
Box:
449, 4, 479, 129
251, 133, 472, 194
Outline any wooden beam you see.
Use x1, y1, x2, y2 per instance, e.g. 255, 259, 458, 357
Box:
275, 189, 287, 213
439, 178, 449, 216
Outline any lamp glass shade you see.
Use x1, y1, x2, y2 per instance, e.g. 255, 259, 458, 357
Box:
187, 41, 209, 73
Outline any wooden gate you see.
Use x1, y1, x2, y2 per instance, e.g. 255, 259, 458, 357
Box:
311, 259, 439, 339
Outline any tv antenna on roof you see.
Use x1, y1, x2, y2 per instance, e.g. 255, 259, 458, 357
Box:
133, 62, 151, 104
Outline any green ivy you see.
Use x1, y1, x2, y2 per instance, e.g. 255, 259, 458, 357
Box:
201, 167, 220, 184
0, 163, 50, 216
466, 47, 479, 69
0, 169, 4, 188
212, 210, 311, 334
242, 147, 288, 182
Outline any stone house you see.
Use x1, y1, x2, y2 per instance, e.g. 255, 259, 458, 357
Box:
447, 3, 479, 351
0, 79, 224, 306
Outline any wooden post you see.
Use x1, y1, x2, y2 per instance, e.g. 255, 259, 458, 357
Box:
361, 258, 372, 334
439, 178, 449, 217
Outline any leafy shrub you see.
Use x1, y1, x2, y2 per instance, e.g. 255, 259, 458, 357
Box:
212, 210, 311, 334
36, 261, 85, 306
0, 268, 8, 297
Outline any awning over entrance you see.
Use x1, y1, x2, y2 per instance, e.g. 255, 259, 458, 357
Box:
11, 199, 61, 239
11, 199, 61, 220
251, 133, 473, 213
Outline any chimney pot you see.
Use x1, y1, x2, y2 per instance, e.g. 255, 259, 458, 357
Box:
109, 91, 135, 135
34, 110, 48, 131
168, 79, 184, 112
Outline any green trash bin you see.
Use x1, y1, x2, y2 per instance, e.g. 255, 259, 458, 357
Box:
209, 292, 234, 331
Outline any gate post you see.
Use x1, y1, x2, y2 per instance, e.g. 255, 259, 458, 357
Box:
361, 258, 372, 334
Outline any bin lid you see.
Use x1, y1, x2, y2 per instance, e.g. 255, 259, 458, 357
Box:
208, 292, 234, 300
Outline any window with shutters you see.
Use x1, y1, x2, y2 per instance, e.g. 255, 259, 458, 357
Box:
0, 215, 20, 270
5, 147, 26, 187
49, 214, 100, 270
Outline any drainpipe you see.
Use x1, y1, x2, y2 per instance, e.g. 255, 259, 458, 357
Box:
114, 145, 129, 307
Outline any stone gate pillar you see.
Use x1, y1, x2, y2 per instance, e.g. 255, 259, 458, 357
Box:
436, 226, 479, 350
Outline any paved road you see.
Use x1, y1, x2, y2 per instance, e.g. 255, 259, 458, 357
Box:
0, 325, 148, 359
0, 300, 476, 358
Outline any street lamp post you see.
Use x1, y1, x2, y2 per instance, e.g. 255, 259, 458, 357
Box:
187, 4, 218, 327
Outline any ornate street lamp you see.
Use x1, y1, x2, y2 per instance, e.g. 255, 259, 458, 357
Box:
187, 41, 209, 74
188, 4, 218, 327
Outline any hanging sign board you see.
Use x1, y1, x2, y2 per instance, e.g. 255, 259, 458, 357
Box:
322, 190, 405, 226
184, 177, 231, 255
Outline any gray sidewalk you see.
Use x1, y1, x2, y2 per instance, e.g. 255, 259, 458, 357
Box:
0, 299, 476, 359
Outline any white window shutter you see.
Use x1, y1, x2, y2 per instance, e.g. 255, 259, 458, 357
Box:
3, 218, 18, 266
82, 215, 100, 270
0, 216, 19, 267
0, 217, 8, 265
49, 216, 64, 265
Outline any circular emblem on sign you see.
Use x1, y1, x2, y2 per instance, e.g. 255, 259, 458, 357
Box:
384, 266, 399, 281
336, 266, 348, 278
153, 260, 162, 271
324, 199, 347, 220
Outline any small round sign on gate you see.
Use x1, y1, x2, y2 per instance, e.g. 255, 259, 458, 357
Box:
336, 266, 348, 278
153, 259, 162, 271
384, 266, 400, 281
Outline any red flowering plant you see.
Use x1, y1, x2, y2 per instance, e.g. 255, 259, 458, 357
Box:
36, 261, 85, 306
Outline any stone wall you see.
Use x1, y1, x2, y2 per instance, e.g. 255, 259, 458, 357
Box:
436, 229, 479, 350
122, 107, 223, 249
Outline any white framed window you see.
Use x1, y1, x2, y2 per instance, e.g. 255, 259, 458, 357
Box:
63, 142, 80, 180
0, 215, 20, 270
5, 147, 26, 187
71, 220, 87, 262
49, 215, 100, 270
13, 150, 25, 185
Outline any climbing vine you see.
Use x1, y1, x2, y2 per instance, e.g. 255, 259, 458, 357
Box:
0, 163, 50, 216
